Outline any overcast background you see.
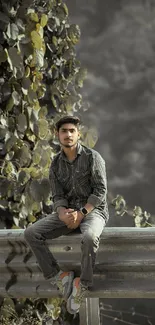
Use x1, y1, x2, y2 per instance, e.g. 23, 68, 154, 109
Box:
65, 0, 155, 227
65, 1, 155, 323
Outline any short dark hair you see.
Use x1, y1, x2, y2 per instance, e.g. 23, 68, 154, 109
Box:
55, 115, 81, 131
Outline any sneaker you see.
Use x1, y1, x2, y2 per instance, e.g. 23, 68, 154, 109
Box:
66, 277, 88, 314
51, 270, 74, 301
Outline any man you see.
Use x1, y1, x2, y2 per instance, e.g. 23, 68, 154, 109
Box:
24, 115, 109, 314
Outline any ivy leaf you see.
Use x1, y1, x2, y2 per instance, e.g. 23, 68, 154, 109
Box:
38, 106, 48, 118
13, 216, 19, 227
5, 134, 17, 152
7, 47, 23, 69
3, 161, 17, 178
18, 170, 30, 185
64, 96, 75, 111
31, 30, 42, 49
38, 119, 49, 139
75, 68, 87, 88
29, 12, 39, 22
40, 14, 48, 27
33, 48, 44, 68
39, 150, 50, 168
28, 166, 41, 178
26, 130, 36, 142
0, 199, 8, 210
134, 215, 143, 227
0, 50, 7, 64
63, 3, 69, 16
133, 206, 143, 217
27, 88, 37, 102
68, 24, 81, 45
14, 145, 31, 167
22, 76, 31, 90
29, 178, 50, 202
56, 5, 68, 21
0, 125, 7, 139
8, 117, 15, 132
1, 298, 15, 318
40, 178, 51, 201
29, 179, 42, 202
12, 91, 21, 105
24, 66, 31, 78
6, 96, 14, 111
51, 306, 61, 320
6, 23, 19, 40
0, 178, 11, 197
2, 82, 12, 101
52, 36, 58, 47
32, 146, 42, 165
5, 151, 14, 161
47, 18, 56, 32
17, 113, 27, 133
0, 116, 8, 126
112, 195, 126, 211
28, 214, 36, 223
82, 127, 98, 148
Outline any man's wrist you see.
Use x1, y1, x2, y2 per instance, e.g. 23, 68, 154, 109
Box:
57, 206, 67, 214
79, 207, 88, 218
78, 211, 85, 220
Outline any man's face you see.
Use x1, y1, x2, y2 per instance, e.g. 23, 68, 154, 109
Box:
57, 123, 80, 148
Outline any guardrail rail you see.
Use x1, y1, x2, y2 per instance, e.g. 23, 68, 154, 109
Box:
0, 227, 155, 325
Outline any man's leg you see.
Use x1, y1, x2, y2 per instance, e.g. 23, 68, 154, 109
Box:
67, 211, 105, 314
80, 212, 105, 287
24, 213, 74, 299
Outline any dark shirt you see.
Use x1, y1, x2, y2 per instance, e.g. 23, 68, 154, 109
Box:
49, 143, 109, 222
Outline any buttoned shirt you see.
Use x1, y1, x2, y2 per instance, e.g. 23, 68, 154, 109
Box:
49, 143, 109, 222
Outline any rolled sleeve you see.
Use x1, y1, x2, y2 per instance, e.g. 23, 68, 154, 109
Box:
53, 199, 68, 210
87, 194, 103, 207
87, 152, 107, 208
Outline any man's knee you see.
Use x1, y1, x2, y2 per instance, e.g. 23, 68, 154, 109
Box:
24, 225, 35, 243
81, 230, 99, 248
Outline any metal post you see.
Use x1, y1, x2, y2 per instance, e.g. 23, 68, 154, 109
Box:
79, 298, 100, 325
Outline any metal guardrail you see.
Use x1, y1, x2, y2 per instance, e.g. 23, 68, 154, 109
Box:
0, 227, 155, 324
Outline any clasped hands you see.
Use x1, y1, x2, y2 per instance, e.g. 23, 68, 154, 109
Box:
59, 208, 84, 229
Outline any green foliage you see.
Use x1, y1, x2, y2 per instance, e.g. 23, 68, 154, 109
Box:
0, 0, 88, 228
112, 194, 152, 227
0, 1, 94, 323
80, 125, 98, 148
0, 297, 77, 324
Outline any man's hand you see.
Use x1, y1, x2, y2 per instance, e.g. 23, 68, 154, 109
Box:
58, 207, 76, 226
67, 211, 84, 229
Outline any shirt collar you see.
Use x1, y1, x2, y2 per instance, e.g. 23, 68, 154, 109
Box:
60, 142, 83, 161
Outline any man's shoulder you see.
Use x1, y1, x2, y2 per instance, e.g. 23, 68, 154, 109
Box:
82, 145, 105, 163
51, 151, 61, 166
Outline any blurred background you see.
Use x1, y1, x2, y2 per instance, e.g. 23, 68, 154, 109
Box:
66, 0, 155, 227
65, 0, 155, 324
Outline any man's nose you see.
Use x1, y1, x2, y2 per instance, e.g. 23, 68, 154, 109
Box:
67, 131, 72, 137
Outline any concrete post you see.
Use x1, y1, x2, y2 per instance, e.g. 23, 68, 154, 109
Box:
79, 298, 100, 325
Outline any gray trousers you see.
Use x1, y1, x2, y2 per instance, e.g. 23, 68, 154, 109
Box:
24, 211, 105, 287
